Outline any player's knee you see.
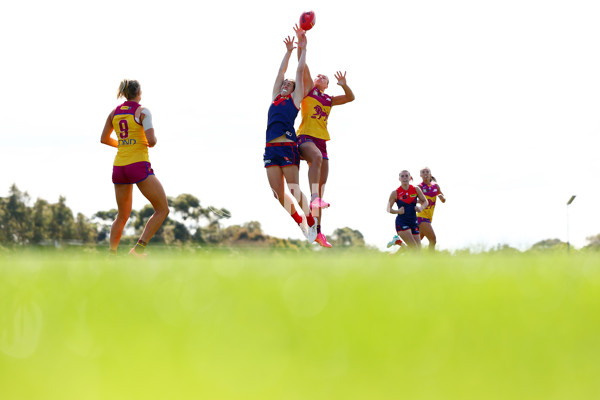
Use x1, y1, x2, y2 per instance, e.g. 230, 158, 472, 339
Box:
116, 212, 130, 224
288, 184, 301, 196
313, 153, 323, 166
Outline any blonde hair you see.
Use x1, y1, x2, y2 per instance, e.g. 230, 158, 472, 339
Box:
420, 166, 437, 182
117, 79, 141, 100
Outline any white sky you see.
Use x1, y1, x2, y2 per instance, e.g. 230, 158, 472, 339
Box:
1, 0, 599, 251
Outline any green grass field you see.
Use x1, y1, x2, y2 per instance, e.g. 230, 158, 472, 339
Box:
1, 250, 599, 399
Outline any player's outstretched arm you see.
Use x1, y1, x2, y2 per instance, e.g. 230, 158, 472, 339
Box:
415, 186, 429, 213
331, 71, 355, 106
295, 24, 314, 97
100, 111, 118, 148
272, 36, 296, 100
292, 26, 307, 106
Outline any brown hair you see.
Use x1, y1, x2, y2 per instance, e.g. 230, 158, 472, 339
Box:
117, 79, 141, 100
283, 79, 296, 92
399, 170, 413, 181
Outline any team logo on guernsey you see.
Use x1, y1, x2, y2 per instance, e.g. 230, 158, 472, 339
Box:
311, 105, 328, 120
120, 106, 131, 110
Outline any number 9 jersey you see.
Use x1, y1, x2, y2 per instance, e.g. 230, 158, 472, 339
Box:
112, 101, 149, 166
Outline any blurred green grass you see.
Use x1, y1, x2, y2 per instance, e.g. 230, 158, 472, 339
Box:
1, 250, 599, 399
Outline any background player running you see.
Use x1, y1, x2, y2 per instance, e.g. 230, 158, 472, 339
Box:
100, 79, 169, 257
416, 167, 446, 250
264, 29, 317, 242
388, 167, 446, 250
386, 170, 429, 250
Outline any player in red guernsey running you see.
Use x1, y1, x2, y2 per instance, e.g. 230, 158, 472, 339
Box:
387, 170, 429, 250
264, 28, 317, 242
100, 80, 169, 257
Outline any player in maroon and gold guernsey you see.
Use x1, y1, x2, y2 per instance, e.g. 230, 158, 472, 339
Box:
100, 79, 169, 257
417, 167, 446, 250
296, 49, 355, 248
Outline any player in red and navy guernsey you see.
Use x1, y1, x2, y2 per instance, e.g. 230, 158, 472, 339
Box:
264, 28, 317, 242
386, 170, 429, 250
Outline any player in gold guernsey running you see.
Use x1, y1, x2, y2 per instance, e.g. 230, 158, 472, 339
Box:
297, 54, 355, 247
416, 167, 445, 250
100, 80, 169, 257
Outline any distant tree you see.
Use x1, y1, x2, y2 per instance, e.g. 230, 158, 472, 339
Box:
583, 234, 600, 251
329, 227, 365, 247
0, 184, 33, 244
487, 244, 521, 254
48, 196, 75, 241
31, 199, 52, 244
529, 238, 568, 252
92, 209, 118, 242
75, 213, 97, 243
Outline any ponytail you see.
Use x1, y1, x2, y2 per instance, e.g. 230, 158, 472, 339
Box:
117, 79, 141, 100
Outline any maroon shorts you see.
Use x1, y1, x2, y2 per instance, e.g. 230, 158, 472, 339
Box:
112, 161, 154, 184
298, 135, 329, 160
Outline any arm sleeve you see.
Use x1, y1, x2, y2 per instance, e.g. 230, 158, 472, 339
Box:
141, 108, 153, 130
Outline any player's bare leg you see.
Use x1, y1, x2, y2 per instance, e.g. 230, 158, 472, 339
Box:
419, 221, 437, 250
398, 230, 422, 251
132, 175, 170, 255
299, 141, 329, 209
110, 184, 133, 254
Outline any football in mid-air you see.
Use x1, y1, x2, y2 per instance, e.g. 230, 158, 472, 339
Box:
299, 11, 316, 31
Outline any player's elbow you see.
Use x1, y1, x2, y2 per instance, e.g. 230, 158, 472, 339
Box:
148, 138, 157, 147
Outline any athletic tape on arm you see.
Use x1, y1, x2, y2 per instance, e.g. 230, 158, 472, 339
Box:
142, 108, 153, 130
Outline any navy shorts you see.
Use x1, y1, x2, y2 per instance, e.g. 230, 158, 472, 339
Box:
264, 142, 300, 168
396, 216, 420, 235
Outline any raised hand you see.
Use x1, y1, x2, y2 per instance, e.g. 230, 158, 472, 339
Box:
294, 24, 307, 48
283, 36, 296, 52
334, 71, 347, 86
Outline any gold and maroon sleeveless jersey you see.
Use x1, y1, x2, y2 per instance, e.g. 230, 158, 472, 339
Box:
297, 88, 333, 141
417, 182, 441, 221
112, 101, 149, 166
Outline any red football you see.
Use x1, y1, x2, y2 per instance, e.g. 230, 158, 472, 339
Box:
299, 11, 316, 31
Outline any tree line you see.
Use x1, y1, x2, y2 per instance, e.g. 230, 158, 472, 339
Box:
0, 185, 367, 250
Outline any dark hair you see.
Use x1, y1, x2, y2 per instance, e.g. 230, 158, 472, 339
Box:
283, 79, 296, 92
431, 176, 437, 182
117, 79, 141, 100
